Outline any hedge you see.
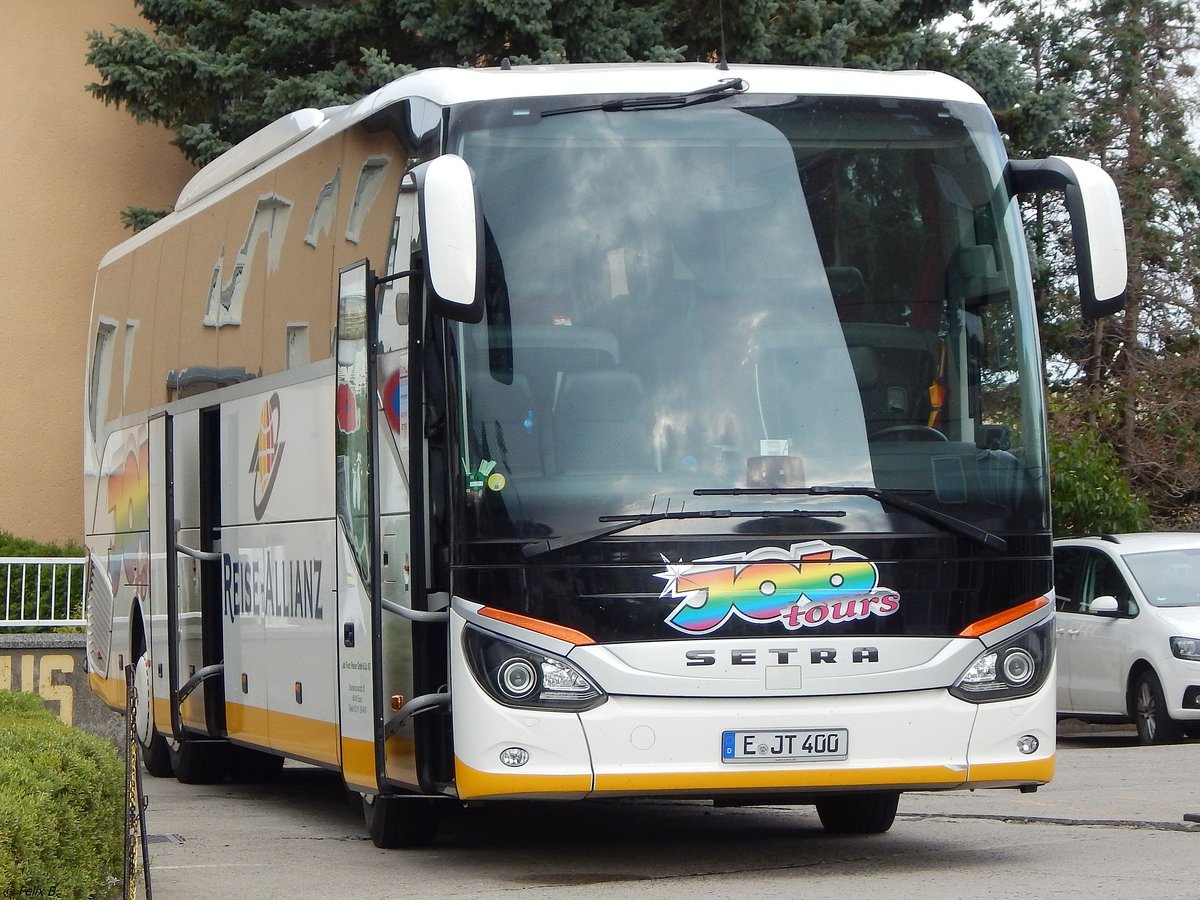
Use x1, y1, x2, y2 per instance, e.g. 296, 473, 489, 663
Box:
0, 691, 123, 899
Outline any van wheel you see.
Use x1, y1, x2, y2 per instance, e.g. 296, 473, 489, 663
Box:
133, 650, 173, 778
361, 792, 441, 848
169, 740, 230, 784
815, 791, 900, 834
1134, 670, 1183, 745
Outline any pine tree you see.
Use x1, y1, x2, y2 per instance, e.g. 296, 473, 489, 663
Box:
87, 1, 975, 169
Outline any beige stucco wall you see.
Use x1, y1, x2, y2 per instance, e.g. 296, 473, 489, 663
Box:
1, 2, 195, 544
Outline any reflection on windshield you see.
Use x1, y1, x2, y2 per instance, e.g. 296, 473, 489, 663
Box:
1125, 549, 1200, 607
451, 94, 1048, 542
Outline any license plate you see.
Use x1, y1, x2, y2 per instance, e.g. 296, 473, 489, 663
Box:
721, 728, 849, 763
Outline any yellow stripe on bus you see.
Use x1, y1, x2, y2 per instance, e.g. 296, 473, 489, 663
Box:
591, 764, 968, 794
88, 671, 126, 710
455, 757, 592, 800
966, 756, 1055, 787
226, 701, 340, 766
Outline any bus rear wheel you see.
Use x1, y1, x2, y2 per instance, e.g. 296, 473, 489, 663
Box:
361, 792, 441, 848
169, 740, 230, 785
815, 791, 900, 834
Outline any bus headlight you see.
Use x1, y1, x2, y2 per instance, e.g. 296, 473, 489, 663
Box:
950, 616, 1054, 703
463, 624, 607, 711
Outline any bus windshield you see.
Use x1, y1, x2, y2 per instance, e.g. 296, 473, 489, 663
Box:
449, 93, 1047, 544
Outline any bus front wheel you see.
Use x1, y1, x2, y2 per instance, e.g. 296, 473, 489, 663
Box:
815, 791, 900, 834
361, 792, 441, 848
133, 649, 173, 778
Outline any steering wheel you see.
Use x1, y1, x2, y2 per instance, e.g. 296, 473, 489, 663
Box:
870, 425, 949, 442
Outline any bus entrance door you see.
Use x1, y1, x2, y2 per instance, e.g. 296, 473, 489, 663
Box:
149, 409, 229, 778
335, 260, 384, 793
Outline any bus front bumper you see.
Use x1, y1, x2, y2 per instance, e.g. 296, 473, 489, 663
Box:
451, 674, 1056, 801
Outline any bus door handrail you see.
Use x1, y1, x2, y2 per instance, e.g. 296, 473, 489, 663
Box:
384, 692, 450, 738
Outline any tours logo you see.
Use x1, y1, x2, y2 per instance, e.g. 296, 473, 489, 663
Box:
248, 393, 285, 520
656, 541, 900, 635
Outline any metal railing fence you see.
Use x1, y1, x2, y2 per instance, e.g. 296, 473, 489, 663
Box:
0, 556, 87, 628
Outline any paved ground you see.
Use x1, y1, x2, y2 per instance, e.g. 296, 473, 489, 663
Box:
133, 722, 1200, 899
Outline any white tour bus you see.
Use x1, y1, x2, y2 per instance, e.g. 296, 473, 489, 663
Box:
85, 62, 1127, 847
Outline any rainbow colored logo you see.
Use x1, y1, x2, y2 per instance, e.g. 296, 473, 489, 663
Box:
656, 541, 900, 635
248, 393, 285, 520
106, 434, 150, 588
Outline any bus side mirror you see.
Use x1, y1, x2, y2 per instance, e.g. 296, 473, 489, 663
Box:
1008, 156, 1127, 322
413, 154, 484, 323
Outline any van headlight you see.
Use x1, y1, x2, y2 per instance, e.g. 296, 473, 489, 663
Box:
1170, 636, 1200, 661
950, 616, 1054, 703
463, 624, 607, 711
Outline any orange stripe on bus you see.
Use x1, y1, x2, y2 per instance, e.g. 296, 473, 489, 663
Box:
477, 607, 596, 645
959, 596, 1050, 638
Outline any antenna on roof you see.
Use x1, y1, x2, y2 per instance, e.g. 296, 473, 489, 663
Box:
717, 0, 729, 70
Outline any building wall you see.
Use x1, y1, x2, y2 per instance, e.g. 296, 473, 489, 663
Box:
1, 1, 195, 545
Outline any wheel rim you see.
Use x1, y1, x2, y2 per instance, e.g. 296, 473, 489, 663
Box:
134, 653, 155, 746
1136, 679, 1157, 741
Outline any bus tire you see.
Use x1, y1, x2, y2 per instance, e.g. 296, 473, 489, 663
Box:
228, 745, 285, 783
815, 791, 899, 834
1134, 670, 1183, 745
362, 793, 441, 848
169, 740, 230, 785
133, 648, 173, 778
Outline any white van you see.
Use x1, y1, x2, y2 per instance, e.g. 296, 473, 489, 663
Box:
1054, 533, 1200, 743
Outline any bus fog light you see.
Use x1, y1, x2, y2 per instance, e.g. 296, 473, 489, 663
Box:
499, 747, 529, 767
1016, 734, 1039, 755
1002, 649, 1035, 686
498, 658, 539, 699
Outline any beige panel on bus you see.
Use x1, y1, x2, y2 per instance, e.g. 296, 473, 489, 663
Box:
263, 131, 346, 375
151, 220, 191, 407
172, 199, 228, 399
88, 255, 133, 432
212, 177, 276, 379
122, 238, 165, 420
336, 130, 405, 281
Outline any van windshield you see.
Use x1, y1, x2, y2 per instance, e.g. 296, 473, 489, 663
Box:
1124, 548, 1200, 607
447, 93, 1047, 544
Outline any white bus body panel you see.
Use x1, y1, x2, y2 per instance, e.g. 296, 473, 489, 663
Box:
449, 609, 1055, 800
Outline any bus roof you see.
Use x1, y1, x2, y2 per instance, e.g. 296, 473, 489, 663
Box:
102, 62, 987, 266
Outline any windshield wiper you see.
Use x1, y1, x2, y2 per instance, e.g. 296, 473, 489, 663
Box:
694, 485, 1008, 553
521, 506, 846, 558
541, 78, 748, 118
